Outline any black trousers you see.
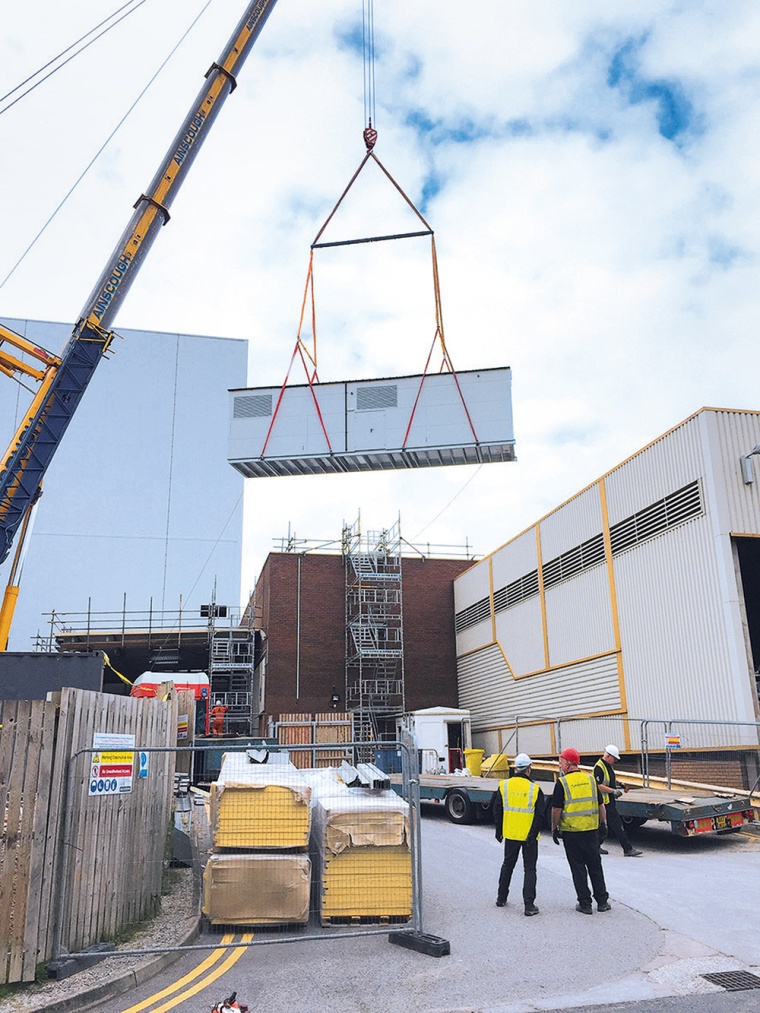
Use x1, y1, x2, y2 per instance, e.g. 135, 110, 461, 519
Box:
562, 829, 608, 907
603, 805, 633, 852
497, 837, 538, 905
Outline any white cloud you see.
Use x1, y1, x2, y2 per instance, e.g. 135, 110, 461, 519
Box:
1, 0, 759, 608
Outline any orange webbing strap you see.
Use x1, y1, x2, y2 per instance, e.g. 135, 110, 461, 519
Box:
260, 250, 334, 457
401, 235, 480, 449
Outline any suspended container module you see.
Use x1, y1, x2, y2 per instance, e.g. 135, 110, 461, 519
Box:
227, 367, 515, 478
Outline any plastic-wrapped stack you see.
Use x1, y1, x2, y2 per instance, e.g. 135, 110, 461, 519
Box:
209, 753, 312, 849
309, 770, 412, 925
202, 753, 312, 926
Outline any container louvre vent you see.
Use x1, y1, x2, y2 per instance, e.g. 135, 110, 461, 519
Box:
234, 394, 273, 419
356, 385, 398, 411
493, 571, 540, 612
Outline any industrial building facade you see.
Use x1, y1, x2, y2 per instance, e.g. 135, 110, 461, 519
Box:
0, 317, 246, 650
250, 551, 471, 735
454, 409, 760, 772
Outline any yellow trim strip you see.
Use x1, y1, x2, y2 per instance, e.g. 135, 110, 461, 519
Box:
598, 477, 630, 749
535, 524, 550, 669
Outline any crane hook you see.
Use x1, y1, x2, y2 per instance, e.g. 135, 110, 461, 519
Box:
363, 121, 377, 151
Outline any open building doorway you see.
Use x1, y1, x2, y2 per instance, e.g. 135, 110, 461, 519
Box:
734, 536, 760, 704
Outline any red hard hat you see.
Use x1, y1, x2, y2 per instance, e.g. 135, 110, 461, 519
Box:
559, 748, 581, 765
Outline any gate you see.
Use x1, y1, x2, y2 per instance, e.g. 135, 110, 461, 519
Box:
53, 730, 429, 961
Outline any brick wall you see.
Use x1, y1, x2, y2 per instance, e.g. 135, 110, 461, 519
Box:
251, 553, 472, 728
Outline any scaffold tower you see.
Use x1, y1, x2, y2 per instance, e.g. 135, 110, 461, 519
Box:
343, 515, 405, 748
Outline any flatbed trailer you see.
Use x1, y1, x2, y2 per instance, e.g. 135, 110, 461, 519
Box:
615, 786, 756, 837
391, 773, 757, 835
389, 773, 507, 824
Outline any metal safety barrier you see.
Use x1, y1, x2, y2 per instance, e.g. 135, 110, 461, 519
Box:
52, 730, 440, 965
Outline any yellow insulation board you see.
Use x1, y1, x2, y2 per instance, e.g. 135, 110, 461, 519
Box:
318, 845, 412, 922
210, 782, 311, 849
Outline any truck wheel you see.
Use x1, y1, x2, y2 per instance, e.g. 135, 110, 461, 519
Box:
621, 815, 647, 828
445, 789, 475, 825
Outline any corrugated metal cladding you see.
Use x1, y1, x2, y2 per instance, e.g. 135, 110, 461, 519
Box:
555, 716, 637, 756
603, 412, 707, 525
614, 515, 743, 723
706, 410, 760, 533
539, 483, 603, 561
545, 566, 614, 669
457, 646, 620, 733
454, 408, 760, 750
491, 527, 538, 588
494, 597, 545, 675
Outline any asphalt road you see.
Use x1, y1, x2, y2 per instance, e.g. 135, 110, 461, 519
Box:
91, 809, 760, 1013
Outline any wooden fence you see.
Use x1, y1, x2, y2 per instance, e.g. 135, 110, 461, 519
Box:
0, 687, 181, 984
277, 712, 354, 767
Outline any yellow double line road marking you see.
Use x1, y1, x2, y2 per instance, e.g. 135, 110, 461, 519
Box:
121, 933, 253, 1013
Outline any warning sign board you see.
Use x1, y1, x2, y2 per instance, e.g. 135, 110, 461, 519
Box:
89, 733, 136, 796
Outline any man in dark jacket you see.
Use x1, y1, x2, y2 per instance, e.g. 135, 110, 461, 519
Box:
594, 744, 643, 857
493, 752, 545, 916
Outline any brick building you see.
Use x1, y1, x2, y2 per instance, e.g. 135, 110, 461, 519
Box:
250, 552, 471, 734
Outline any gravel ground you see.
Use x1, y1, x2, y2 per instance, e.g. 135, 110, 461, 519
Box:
0, 867, 200, 1013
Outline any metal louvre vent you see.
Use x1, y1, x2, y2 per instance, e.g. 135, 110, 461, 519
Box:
543, 533, 606, 590
701, 970, 760, 991
610, 480, 702, 556
493, 570, 540, 612
233, 394, 273, 419
356, 385, 397, 411
455, 480, 704, 634
455, 597, 491, 634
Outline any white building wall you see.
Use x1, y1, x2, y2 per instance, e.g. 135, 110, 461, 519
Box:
1, 317, 246, 648
545, 565, 615, 669
494, 596, 545, 676
455, 408, 760, 752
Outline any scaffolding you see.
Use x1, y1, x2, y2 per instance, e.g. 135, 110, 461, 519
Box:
343, 516, 405, 749
40, 592, 257, 734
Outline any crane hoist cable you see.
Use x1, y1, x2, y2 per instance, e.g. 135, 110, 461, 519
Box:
0, 0, 149, 115
0, 0, 214, 293
260, 1, 480, 460
260, 146, 480, 459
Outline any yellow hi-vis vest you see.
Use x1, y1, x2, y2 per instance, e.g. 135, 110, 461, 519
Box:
558, 770, 600, 832
594, 757, 613, 790
501, 776, 540, 841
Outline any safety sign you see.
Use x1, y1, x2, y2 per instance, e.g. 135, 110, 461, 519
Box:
89, 732, 136, 796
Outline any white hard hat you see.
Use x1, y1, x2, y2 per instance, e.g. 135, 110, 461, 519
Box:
605, 744, 621, 760
514, 752, 533, 769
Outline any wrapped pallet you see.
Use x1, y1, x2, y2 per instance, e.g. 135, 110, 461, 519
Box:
310, 772, 412, 925
210, 753, 311, 850
203, 852, 311, 925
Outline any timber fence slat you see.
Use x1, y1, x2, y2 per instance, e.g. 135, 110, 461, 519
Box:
5, 701, 32, 983
1, 687, 180, 983
22, 700, 58, 981
0, 702, 20, 982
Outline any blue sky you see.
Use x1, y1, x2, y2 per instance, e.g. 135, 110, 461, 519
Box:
1, 0, 758, 605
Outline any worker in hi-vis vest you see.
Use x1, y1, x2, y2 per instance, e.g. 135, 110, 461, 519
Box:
492, 752, 545, 916
551, 747, 611, 915
594, 744, 643, 857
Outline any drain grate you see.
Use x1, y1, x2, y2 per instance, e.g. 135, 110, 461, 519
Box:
701, 970, 760, 991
